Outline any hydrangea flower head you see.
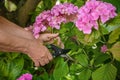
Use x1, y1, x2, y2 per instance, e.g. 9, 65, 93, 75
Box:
33, 10, 52, 38
51, 3, 78, 16
33, 3, 78, 38
75, 0, 117, 34
17, 73, 32, 80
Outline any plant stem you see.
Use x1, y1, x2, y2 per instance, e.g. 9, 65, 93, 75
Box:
82, 45, 89, 60
98, 20, 107, 42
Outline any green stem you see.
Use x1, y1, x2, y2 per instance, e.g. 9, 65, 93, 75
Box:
98, 21, 106, 42
83, 48, 89, 60
107, 51, 114, 63
82, 45, 89, 60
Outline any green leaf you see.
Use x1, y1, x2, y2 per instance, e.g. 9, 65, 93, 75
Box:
8, 57, 24, 80
78, 69, 91, 80
0, 57, 24, 79
10, 52, 20, 60
110, 42, 120, 61
0, 60, 9, 77
6, 52, 20, 60
106, 14, 120, 32
102, 0, 120, 12
59, 23, 73, 35
53, 58, 69, 80
43, 0, 56, 10
75, 54, 88, 67
114, 60, 120, 77
4, 0, 17, 12
33, 76, 42, 80
92, 63, 117, 80
60, 0, 84, 7
69, 48, 82, 56
76, 30, 101, 46
40, 71, 49, 80
65, 74, 75, 80
70, 63, 83, 74
108, 28, 120, 44
74, 0, 84, 7
94, 54, 110, 65
100, 24, 109, 35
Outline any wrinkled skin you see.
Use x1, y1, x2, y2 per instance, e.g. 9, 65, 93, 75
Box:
0, 16, 64, 66
25, 26, 64, 48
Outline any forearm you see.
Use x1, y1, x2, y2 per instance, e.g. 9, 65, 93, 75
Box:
0, 16, 34, 40
0, 16, 34, 53
0, 30, 29, 53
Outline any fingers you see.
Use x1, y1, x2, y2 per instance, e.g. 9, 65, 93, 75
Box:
32, 50, 53, 67
60, 42, 64, 49
43, 58, 49, 64
38, 33, 64, 49
39, 33, 59, 42
39, 58, 47, 66
47, 52, 53, 61
26, 35, 53, 67
33, 59, 40, 67
45, 33, 59, 41
55, 37, 64, 49
47, 33, 59, 39
33, 58, 50, 67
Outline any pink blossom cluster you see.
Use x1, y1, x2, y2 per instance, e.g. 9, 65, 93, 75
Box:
33, 1, 117, 38
17, 73, 32, 80
75, 0, 117, 34
51, 3, 78, 23
33, 3, 78, 38
33, 10, 52, 38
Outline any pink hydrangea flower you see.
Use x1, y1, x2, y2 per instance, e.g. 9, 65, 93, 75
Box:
50, 3, 78, 29
101, 45, 108, 53
32, 1, 117, 37
33, 10, 52, 37
17, 73, 32, 80
33, 3, 78, 38
75, 0, 117, 34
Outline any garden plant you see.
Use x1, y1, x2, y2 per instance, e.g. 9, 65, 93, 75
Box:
0, 0, 120, 80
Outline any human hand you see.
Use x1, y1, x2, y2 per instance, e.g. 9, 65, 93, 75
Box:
26, 39, 53, 67
25, 26, 64, 48
38, 33, 64, 49
24, 26, 64, 67
0, 17, 53, 67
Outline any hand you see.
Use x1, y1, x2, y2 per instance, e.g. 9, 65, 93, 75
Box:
38, 33, 64, 49
26, 40, 53, 66
25, 26, 64, 48
0, 16, 53, 67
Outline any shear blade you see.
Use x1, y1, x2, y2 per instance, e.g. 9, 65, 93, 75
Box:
62, 49, 71, 54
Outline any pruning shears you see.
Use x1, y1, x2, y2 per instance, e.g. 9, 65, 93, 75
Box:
47, 44, 74, 61
34, 44, 74, 70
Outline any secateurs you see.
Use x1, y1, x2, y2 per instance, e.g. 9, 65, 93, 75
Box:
34, 44, 74, 70
47, 44, 74, 61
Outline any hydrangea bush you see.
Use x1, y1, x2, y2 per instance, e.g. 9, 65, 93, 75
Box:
0, 0, 120, 80
33, 1, 117, 37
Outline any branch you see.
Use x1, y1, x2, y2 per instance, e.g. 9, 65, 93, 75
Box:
17, 0, 41, 27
